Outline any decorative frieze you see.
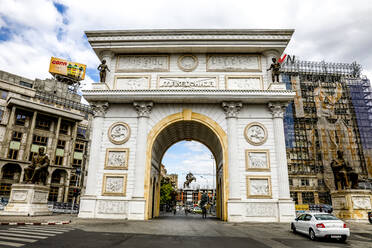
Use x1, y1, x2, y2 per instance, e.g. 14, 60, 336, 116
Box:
222, 102, 242, 118
207, 54, 261, 72
97, 200, 128, 214
102, 174, 127, 196
246, 203, 276, 217
105, 148, 129, 170
225, 75, 263, 90
114, 76, 150, 90
157, 76, 218, 89
244, 122, 268, 146
108, 122, 131, 145
116, 55, 169, 72
246, 176, 272, 198
245, 149, 270, 171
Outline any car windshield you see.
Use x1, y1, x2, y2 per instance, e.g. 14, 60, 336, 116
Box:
314, 214, 339, 220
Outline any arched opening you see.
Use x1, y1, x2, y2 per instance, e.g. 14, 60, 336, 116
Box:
145, 111, 228, 220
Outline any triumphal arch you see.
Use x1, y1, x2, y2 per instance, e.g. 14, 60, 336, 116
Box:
79, 29, 296, 222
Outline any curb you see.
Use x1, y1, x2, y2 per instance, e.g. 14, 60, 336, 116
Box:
1, 221, 71, 225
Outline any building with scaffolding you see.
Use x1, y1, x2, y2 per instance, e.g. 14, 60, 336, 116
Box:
281, 58, 372, 206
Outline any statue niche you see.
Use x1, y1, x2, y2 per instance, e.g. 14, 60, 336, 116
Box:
330, 150, 358, 190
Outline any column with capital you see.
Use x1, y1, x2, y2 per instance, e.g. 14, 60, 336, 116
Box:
78, 102, 108, 218
132, 102, 153, 198
222, 102, 242, 200
268, 102, 295, 221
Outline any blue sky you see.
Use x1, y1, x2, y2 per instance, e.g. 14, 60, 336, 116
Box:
0, 0, 371, 86
162, 141, 216, 189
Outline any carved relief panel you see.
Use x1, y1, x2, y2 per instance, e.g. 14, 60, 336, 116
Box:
114, 76, 150, 90
246, 149, 270, 171
225, 76, 263, 90
177, 54, 199, 72
207, 54, 261, 72
352, 196, 371, 210
247, 176, 272, 198
244, 122, 268, 146
116, 55, 169, 72
105, 148, 129, 170
108, 122, 131, 145
102, 174, 127, 196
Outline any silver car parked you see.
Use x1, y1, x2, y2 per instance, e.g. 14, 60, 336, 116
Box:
291, 212, 350, 242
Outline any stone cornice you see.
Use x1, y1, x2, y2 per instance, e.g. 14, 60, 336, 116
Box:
85, 29, 294, 56
82, 89, 295, 104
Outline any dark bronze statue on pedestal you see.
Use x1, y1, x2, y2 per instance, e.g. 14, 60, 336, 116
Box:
183, 172, 196, 188
330, 150, 358, 190
267, 58, 281, 83
24, 147, 50, 185
97, 59, 110, 83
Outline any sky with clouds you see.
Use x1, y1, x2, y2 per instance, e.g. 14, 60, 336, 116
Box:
162, 141, 216, 189
1, 0, 371, 188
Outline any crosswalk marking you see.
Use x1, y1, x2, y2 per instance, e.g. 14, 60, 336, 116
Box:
0, 226, 73, 247
2, 230, 56, 236
0, 232, 48, 239
0, 240, 24, 247
0, 235, 37, 243
10, 228, 64, 234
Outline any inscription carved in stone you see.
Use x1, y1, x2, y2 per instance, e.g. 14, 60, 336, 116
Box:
158, 76, 218, 89
207, 55, 261, 72
98, 200, 128, 214
246, 203, 276, 217
352, 196, 371, 209
226, 76, 263, 90
33, 191, 48, 203
12, 190, 27, 201
116, 55, 169, 72
332, 197, 347, 209
115, 76, 150, 90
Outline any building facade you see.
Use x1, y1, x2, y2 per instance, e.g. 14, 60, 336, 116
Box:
79, 29, 296, 222
281, 60, 372, 206
0, 70, 92, 204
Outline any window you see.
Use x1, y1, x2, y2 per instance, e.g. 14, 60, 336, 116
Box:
72, 159, 82, 167
57, 140, 65, 149
48, 186, 59, 202
59, 121, 69, 134
0, 107, 3, 122
0, 183, 11, 196
55, 156, 64, 166
19, 81, 33, 88
32, 135, 48, 146
289, 178, 293, 186
77, 126, 87, 139
69, 175, 78, 186
301, 178, 310, 186
12, 132, 22, 141
7, 149, 18, 160
35, 117, 51, 130
8, 132, 22, 160
74, 141, 84, 152
290, 192, 298, 204
1, 90, 8, 99
15, 112, 27, 126
302, 192, 315, 204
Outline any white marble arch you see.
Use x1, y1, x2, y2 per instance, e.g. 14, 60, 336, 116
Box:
79, 29, 296, 222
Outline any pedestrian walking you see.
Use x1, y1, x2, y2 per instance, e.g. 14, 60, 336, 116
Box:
200, 191, 208, 219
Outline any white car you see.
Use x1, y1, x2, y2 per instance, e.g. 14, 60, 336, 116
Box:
291, 212, 350, 242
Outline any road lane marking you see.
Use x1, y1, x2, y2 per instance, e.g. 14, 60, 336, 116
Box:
0, 235, 37, 243
0, 232, 48, 239
3, 230, 56, 236
0, 240, 24, 247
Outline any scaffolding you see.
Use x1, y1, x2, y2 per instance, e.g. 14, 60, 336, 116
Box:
281, 59, 372, 205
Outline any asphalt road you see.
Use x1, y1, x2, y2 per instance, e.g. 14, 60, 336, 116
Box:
0, 215, 370, 248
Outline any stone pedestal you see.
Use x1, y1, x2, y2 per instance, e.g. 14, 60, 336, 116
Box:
331, 189, 372, 222
0, 184, 51, 216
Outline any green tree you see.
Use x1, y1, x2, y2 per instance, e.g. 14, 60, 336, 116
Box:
160, 182, 174, 205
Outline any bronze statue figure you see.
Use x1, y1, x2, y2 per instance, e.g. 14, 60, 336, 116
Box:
24, 147, 50, 185
267, 58, 281, 83
183, 172, 196, 188
97, 59, 110, 83
330, 150, 359, 190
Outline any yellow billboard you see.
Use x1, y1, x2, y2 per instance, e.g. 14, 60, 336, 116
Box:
49, 57, 86, 81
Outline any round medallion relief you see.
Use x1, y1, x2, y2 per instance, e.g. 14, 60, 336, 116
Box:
177, 54, 198, 72
244, 122, 268, 146
108, 122, 131, 145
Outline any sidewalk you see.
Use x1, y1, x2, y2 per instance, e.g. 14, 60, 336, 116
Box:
0, 213, 76, 224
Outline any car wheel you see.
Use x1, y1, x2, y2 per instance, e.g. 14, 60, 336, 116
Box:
291, 224, 297, 234
338, 236, 347, 243
309, 229, 317, 241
